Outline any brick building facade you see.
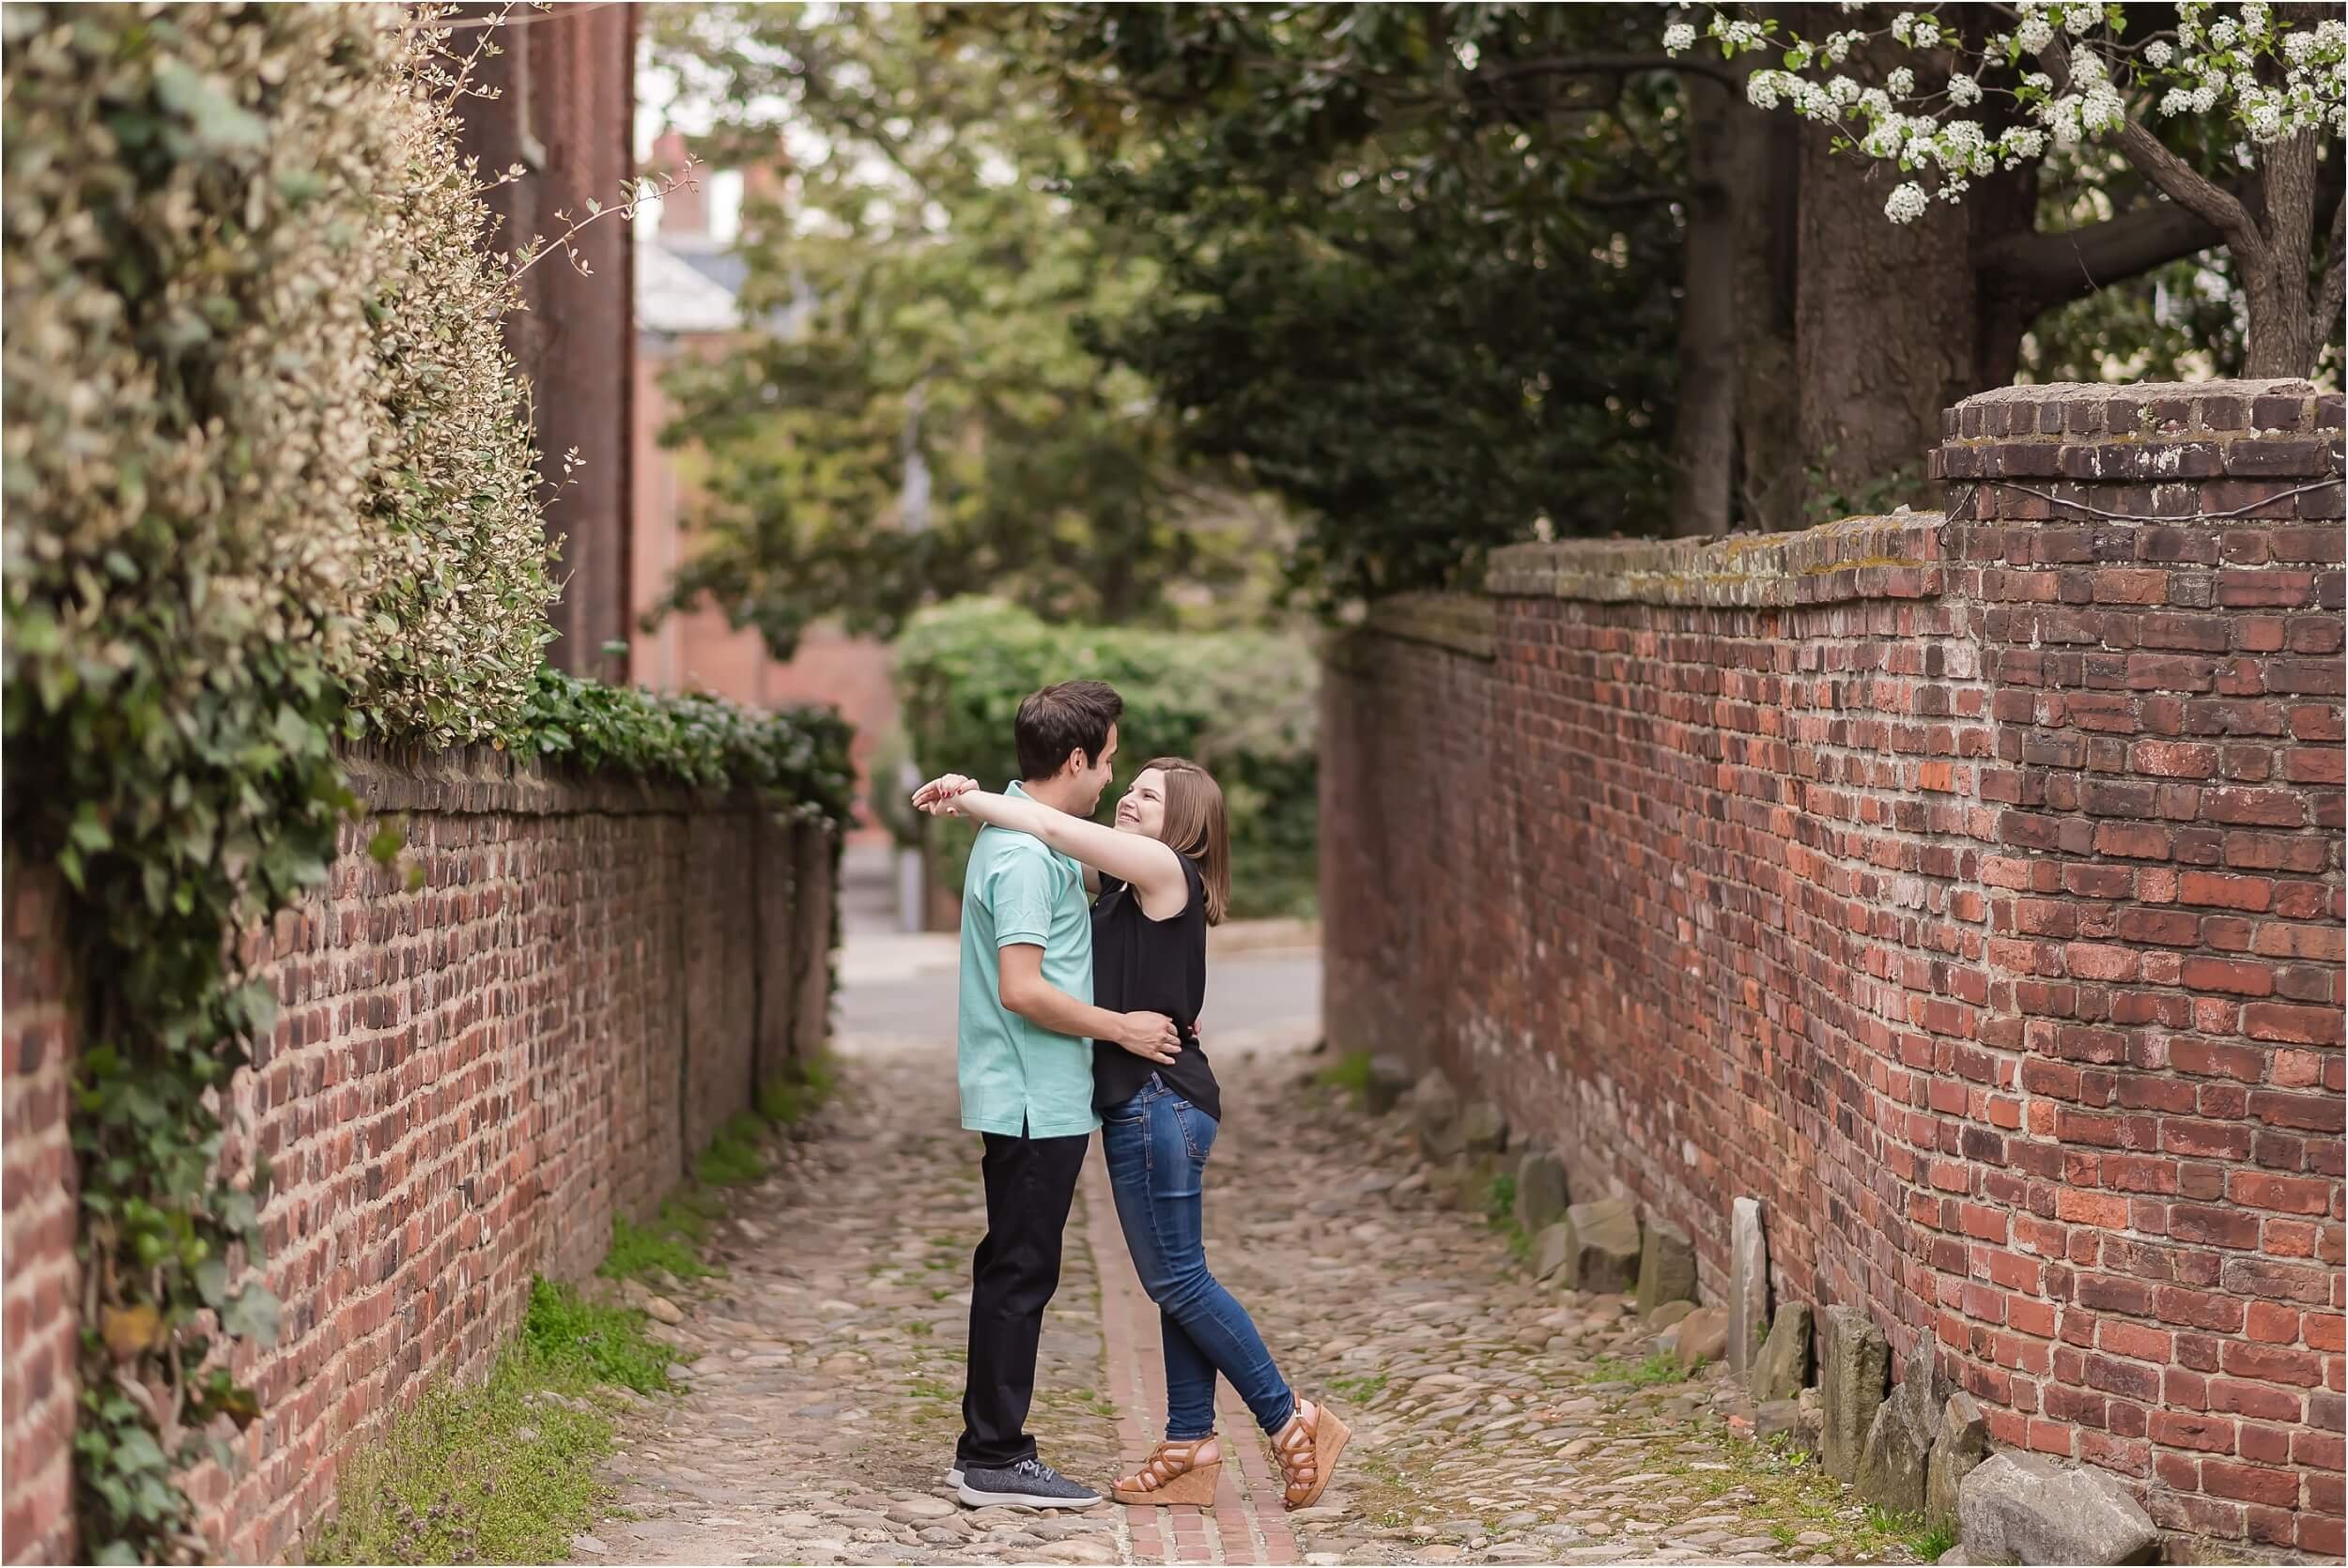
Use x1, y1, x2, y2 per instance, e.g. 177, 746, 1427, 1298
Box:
455, 1, 640, 682
1321, 380, 2344, 1557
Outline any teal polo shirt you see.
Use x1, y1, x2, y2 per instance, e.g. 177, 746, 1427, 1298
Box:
956, 783, 1102, 1139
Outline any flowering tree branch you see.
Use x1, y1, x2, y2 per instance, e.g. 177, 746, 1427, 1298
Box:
1669, 0, 2347, 375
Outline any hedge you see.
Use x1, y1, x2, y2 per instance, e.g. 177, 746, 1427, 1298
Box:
895, 598, 1317, 920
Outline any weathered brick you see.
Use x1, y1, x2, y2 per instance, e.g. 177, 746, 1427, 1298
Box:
1323, 382, 2343, 1562
2, 754, 836, 1560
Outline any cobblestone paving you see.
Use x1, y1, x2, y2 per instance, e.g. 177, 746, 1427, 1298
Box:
593, 1031, 1918, 1567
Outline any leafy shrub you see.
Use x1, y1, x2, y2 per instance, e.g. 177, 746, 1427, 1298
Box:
895, 598, 1318, 919
3, 7, 408, 1555
0, 7, 850, 1555
505, 667, 855, 825
354, 23, 560, 745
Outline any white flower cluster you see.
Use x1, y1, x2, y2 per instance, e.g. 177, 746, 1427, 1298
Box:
1667, 0, 2348, 224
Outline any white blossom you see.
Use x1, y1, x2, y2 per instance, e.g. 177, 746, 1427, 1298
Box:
1830, 74, 1863, 106
2017, 15, 2055, 52
2145, 39, 2175, 68
1746, 69, 1784, 110
2209, 19, 2238, 50
1948, 73, 1982, 107
2063, 3, 2101, 38
1663, 22, 1697, 54
1886, 67, 1916, 97
1884, 182, 1930, 223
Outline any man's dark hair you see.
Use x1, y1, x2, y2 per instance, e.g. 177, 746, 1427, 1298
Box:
1015, 681, 1123, 780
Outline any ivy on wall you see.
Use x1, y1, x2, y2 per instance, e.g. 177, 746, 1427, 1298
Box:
1, 6, 851, 1560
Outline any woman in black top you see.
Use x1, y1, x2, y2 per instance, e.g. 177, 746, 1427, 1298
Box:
914, 758, 1348, 1514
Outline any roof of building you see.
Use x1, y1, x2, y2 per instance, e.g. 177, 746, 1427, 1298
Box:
636, 235, 742, 336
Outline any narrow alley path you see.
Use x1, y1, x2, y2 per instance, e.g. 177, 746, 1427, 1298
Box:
590, 910, 1913, 1568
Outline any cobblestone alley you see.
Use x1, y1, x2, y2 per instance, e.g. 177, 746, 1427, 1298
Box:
588, 921, 1920, 1568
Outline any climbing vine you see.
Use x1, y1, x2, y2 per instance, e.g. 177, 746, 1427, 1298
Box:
0, 5, 842, 1560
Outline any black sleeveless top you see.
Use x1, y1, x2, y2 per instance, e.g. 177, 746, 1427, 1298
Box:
1090, 855, 1220, 1121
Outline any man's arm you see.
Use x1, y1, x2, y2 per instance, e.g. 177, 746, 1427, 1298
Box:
998, 944, 1178, 1065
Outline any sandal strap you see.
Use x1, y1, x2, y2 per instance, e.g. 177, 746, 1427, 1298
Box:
1126, 1438, 1213, 1491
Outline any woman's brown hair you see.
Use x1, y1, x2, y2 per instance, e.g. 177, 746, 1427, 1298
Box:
1139, 757, 1231, 927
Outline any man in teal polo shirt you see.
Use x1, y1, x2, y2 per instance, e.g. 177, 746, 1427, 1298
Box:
938, 680, 1181, 1511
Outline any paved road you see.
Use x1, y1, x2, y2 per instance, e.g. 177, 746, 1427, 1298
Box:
838, 930, 1322, 1053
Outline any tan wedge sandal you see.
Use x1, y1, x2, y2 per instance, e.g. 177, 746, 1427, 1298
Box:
1111, 1436, 1223, 1507
1272, 1399, 1350, 1511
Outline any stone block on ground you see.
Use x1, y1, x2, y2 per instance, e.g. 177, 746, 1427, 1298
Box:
1409, 1069, 1463, 1158
1956, 1452, 2157, 1565
1513, 1152, 1568, 1235
1820, 1304, 1890, 1483
1561, 1197, 1641, 1295
1674, 1304, 1729, 1371
1727, 1196, 1768, 1377
1755, 1399, 1801, 1442
1857, 1344, 1945, 1515
1751, 1301, 1813, 1403
1365, 1053, 1414, 1114
1634, 1221, 1697, 1315
1926, 1391, 1989, 1536
1644, 1299, 1695, 1332
1531, 1222, 1571, 1283
1460, 1099, 1508, 1158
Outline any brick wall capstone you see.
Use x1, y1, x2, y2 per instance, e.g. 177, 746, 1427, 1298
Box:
1321, 378, 2343, 1558
2, 743, 836, 1565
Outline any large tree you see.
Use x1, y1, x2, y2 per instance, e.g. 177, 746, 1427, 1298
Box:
990, 2, 2342, 548
644, 4, 1281, 658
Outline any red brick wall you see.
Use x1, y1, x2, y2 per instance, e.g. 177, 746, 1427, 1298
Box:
1321, 379, 2344, 1556
2, 746, 834, 1565
2, 875, 79, 1565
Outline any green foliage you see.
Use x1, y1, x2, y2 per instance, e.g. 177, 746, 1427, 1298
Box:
894, 598, 1318, 919
355, 17, 562, 745
757, 1051, 840, 1127
694, 1115, 771, 1188
1, 7, 851, 1553
2, 7, 402, 1556
643, 3, 1286, 660
1589, 1351, 1689, 1389
312, 1279, 672, 1566
1484, 1173, 1520, 1227
505, 667, 856, 826
969, 3, 1685, 600
518, 1279, 676, 1395
600, 1215, 718, 1286
1315, 1051, 1374, 1106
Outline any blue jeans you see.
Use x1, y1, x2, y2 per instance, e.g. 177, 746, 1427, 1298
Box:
1102, 1075, 1295, 1441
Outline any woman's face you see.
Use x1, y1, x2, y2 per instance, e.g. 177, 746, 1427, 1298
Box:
1114, 767, 1167, 838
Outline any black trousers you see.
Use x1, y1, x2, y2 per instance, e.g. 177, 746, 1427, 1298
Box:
957, 1127, 1089, 1469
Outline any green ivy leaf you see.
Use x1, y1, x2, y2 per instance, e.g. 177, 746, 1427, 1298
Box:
220, 1284, 282, 1347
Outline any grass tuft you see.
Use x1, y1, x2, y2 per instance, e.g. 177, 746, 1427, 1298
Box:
310, 1280, 671, 1565
1314, 1050, 1374, 1105
1588, 1350, 1688, 1389
695, 1115, 768, 1187
758, 1051, 840, 1127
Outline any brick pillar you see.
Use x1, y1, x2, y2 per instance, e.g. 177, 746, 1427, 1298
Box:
1933, 380, 2345, 1556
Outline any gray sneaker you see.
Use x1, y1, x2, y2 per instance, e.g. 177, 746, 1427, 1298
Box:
956, 1457, 1101, 1510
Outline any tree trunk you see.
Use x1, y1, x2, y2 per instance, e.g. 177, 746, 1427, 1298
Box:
2239, 131, 2324, 377
1731, 109, 1803, 531
1670, 70, 1743, 537
1793, 111, 1975, 511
